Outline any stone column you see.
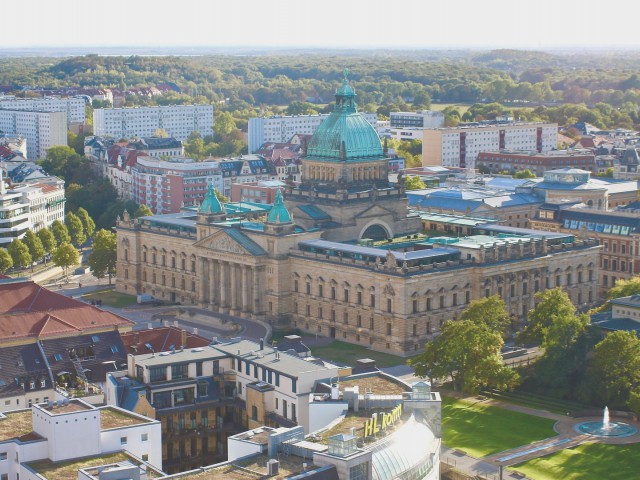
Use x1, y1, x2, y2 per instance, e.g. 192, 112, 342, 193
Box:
199, 258, 208, 304
230, 263, 238, 310
242, 265, 249, 312
220, 261, 227, 307
209, 259, 216, 307
252, 266, 261, 313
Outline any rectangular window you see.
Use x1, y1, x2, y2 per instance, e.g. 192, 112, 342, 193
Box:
387, 298, 392, 312
149, 366, 166, 382
426, 298, 431, 311
370, 294, 375, 307
387, 323, 392, 335
171, 364, 188, 380
319, 284, 323, 297
357, 291, 362, 304
141, 433, 148, 442
120, 437, 127, 445
439, 296, 445, 308
344, 289, 349, 302
413, 300, 418, 313
0, 453, 6, 461
452, 293, 457, 306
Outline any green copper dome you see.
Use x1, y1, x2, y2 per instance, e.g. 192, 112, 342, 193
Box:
267, 189, 292, 223
199, 182, 225, 214
306, 69, 383, 161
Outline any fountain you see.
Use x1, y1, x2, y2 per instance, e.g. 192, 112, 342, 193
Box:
575, 406, 638, 438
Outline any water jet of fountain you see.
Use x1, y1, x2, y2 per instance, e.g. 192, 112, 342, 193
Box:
603, 406, 610, 431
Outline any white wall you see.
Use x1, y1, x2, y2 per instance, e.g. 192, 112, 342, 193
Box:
307, 402, 349, 434
227, 437, 263, 462
100, 413, 162, 471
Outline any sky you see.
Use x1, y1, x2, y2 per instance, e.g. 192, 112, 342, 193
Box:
3, 0, 640, 51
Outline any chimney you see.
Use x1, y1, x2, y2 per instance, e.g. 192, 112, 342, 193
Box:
193, 327, 198, 336
260, 338, 264, 350
173, 320, 179, 328
180, 329, 188, 349
147, 322, 153, 330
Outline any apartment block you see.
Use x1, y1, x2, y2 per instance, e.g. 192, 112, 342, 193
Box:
0, 109, 67, 159
0, 95, 86, 124
94, 105, 214, 141
422, 122, 557, 169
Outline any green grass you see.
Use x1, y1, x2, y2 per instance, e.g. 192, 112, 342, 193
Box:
515, 442, 640, 480
442, 396, 556, 458
430, 103, 471, 115
310, 340, 407, 368
82, 289, 137, 308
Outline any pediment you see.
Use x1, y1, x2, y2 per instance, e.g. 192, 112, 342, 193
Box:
355, 203, 396, 219
194, 230, 252, 256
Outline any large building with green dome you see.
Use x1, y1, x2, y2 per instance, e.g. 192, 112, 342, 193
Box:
286, 71, 422, 241
115, 75, 599, 357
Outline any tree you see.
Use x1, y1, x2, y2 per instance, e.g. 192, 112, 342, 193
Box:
0, 249, 12, 273
589, 331, 640, 408
154, 128, 169, 138
460, 295, 510, 334
37, 228, 57, 254
513, 169, 536, 179
65, 212, 86, 248
605, 275, 640, 302
8, 239, 32, 270
134, 204, 154, 218
213, 111, 237, 139
76, 208, 96, 239
22, 230, 46, 268
87, 229, 117, 284
518, 288, 577, 346
404, 176, 427, 190
215, 188, 229, 203
411, 319, 519, 393
52, 242, 79, 278
51, 220, 71, 246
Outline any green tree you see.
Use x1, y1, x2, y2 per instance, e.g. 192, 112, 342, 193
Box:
605, 275, 640, 302
215, 188, 229, 203
404, 176, 427, 190
51, 220, 71, 246
76, 208, 96, 239
87, 229, 117, 284
589, 331, 640, 407
286, 101, 318, 116
460, 295, 510, 334
65, 212, 86, 247
22, 230, 46, 267
134, 204, 154, 218
0, 249, 13, 273
513, 169, 536, 179
8, 239, 32, 270
411, 319, 518, 393
518, 288, 577, 346
52, 242, 79, 278
213, 111, 237, 139
37, 228, 57, 254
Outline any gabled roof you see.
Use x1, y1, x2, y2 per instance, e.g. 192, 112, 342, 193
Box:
120, 326, 210, 355
0, 279, 84, 313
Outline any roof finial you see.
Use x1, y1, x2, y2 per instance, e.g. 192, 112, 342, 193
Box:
343, 67, 349, 83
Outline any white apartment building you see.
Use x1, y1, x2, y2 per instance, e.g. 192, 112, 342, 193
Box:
93, 105, 214, 141
422, 122, 558, 169
0, 95, 86, 124
0, 400, 162, 480
390, 110, 444, 129
0, 109, 67, 160
248, 112, 378, 153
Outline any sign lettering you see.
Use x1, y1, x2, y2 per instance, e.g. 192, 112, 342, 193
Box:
363, 403, 402, 437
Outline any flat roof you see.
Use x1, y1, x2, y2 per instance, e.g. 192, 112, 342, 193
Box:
213, 340, 337, 378
0, 410, 38, 442
476, 223, 574, 240
39, 400, 93, 415
100, 407, 154, 430
298, 239, 459, 262
26, 452, 163, 480
134, 346, 227, 367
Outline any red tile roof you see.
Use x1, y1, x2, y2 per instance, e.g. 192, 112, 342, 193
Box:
120, 326, 210, 355
0, 279, 133, 342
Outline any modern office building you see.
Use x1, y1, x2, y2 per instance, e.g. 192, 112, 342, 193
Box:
248, 112, 377, 154
422, 122, 558, 169
0, 95, 86, 124
0, 109, 67, 159
93, 105, 214, 141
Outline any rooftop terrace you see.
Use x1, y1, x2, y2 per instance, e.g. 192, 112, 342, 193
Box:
0, 410, 36, 442
100, 407, 153, 430
27, 452, 162, 480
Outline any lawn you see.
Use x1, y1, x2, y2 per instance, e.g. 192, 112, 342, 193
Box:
82, 289, 137, 308
310, 340, 407, 369
442, 396, 556, 458
430, 103, 471, 115
514, 442, 640, 480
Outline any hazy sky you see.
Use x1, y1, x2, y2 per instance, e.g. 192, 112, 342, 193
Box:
4, 0, 640, 50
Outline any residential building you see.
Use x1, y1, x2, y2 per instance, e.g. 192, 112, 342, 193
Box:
389, 128, 424, 141
613, 147, 640, 180
0, 277, 133, 410
106, 337, 341, 473
422, 122, 557, 169
230, 180, 285, 204
93, 105, 214, 141
591, 294, 640, 334
130, 137, 185, 158
476, 149, 596, 176
0, 95, 86, 124
248, 112, 377, 154
0, 109, 67, 159
0, 399, 162, 479
0, 174, 30, 245
13, 177, 66, 232
390, 110, 444, 129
